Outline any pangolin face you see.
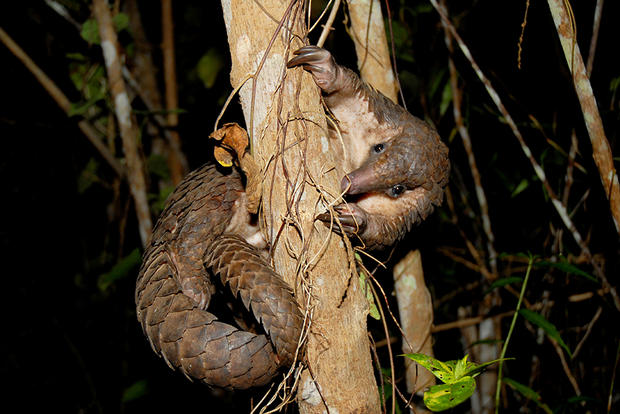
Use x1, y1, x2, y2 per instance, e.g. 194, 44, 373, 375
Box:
342, 129, 439, 198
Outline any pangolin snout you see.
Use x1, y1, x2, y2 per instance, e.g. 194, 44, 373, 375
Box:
341, 167, 380, 195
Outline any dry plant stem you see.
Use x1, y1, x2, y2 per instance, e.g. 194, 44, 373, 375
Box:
44, 0, 80, 29
93, 0, 152, 247
346, 0, 398, 101
316, 0, 340, 48
125, 0, 162, 110
0, 26, 123, 177
221, 1, 380, 412
161, 0, 187, 185
562, 131, 578, 207
547, 0, 620, 233
442, 18, 497, 276
430, 0, 620, 312
586, 0, 605, 78
572, 306, 602, 359
551, 338, 582, 396
608, 341, 620, 413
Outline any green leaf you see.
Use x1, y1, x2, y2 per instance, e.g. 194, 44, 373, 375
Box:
511, 178, 529, 197
439, 81, 453, 117
503, 377, 553, 414
68, 94, 104, 117
113, 12, 129, 32
403, 353, 455, 383
359, 270, 380, 320
77, 158, 100, 193
98, 249, 142, 292
121, 379, 148, 402
535, 259, 597, 283
80, 13, 128, 45
196, 48, 224, 89
464, 357, 514, 378
484, 276, 523, 295
81, 19, 100, 44
66, 52, 87, 61
518, 309, 572, 357
423, 376, 476, 412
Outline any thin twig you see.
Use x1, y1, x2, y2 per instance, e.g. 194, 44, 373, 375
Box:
0, 26, 124, 177
586, 0, 605, 77
441, 2, 497, 276
571, 306, 602, 359
316, 0, 340, 48
551, 337, 581, 395
93, 0, 152, 246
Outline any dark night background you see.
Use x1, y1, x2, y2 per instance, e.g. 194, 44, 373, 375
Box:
1, 1, 619, 413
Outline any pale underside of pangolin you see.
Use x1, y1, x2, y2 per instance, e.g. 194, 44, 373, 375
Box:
135, 164, 304, 389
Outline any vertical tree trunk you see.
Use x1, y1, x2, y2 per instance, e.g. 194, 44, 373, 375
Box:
221, 1, 380, 412
347, 0, 398, 101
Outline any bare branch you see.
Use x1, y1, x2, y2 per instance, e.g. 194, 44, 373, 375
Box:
93, 0, 152, 246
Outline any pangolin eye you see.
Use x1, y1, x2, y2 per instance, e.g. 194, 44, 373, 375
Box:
390, 184, 405, 197
373, 143, 385, 153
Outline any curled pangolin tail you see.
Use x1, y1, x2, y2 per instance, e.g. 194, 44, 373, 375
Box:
135, 164, 303, 389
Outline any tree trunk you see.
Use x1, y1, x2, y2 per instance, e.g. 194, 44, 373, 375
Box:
221, 1, 380, 412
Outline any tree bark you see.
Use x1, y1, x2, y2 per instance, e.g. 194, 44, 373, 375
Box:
221, 1, 380, 412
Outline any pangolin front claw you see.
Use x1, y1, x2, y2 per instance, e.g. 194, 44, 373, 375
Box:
287, 45, 340, 94
318, 203, 368, 238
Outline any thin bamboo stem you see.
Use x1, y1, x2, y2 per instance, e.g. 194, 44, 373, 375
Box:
93, 0, 152, 246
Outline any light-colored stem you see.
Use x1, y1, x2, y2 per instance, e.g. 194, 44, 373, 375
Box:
346, 0, 398, 101
547, 0, 620, 234
221, 1, 380, 412
93, 0, 152, 246
441, 11, 497, 276
316, 0, 340, 48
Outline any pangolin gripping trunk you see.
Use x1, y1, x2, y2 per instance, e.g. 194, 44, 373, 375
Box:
135, 43, 448, 407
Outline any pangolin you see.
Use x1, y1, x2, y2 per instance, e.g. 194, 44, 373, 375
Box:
287, 46, 449, 251
135, 46, 449, 390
